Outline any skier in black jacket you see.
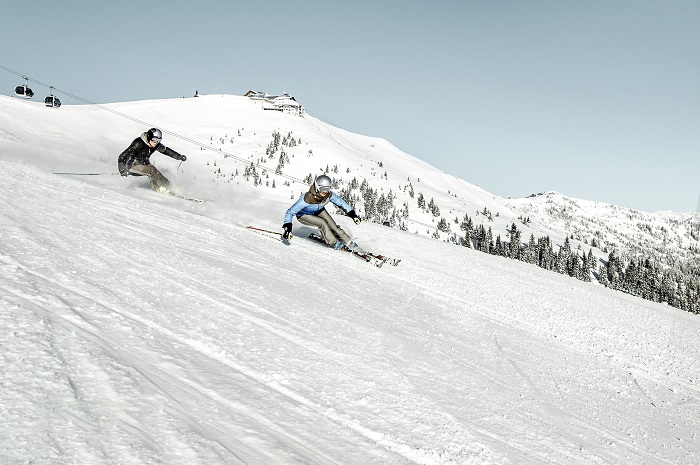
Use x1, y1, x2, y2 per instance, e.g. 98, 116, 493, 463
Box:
117, 128, 187, 192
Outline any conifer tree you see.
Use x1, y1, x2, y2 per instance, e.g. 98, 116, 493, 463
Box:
495, 235, 504, 256
606, 250, 624, 289
463, 224, 472, 248
598, 263, 609, 287
428, 198, 440, 217
570, 254, 581, 279
509, 223, 522, 260
474, 225, 485, 251
623, 260, 639, 294
581, 250, 592, 282
525, 234, 537, 264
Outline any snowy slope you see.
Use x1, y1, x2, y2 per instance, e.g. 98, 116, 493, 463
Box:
3, 93, 696, 263
1, 95, 699, 465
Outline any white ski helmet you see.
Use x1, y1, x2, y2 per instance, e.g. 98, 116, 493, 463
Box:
314, 174, 333, 193
147, 128, 162, 142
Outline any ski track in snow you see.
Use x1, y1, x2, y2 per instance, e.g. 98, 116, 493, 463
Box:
2, 152, 699, 464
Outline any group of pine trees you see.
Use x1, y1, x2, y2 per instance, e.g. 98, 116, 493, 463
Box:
457, 214, 699, 314
458, 216, 595, 282
600, 250, 699, 313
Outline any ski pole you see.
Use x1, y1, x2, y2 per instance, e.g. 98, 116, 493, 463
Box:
53, 172, 120, 175
245, 225, 283, 236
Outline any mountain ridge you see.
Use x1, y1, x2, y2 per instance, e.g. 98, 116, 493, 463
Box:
1, 93, 698, 314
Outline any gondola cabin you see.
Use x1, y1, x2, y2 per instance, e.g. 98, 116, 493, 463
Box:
45, 95, 61, 108
14, 85, 34, 99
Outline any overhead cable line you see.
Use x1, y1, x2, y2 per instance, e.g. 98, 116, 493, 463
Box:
0, 64, 310, 186
0, 65, 389, 214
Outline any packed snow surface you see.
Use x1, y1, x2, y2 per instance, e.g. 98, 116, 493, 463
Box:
1, 95, 698, 465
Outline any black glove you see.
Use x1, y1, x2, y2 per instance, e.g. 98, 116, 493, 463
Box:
179, 154, 187, 161
282, 222, 293, 240
347, 210, 361, 225
118, 165, 128, 176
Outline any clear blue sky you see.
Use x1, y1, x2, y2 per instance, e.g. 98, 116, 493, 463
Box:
1, 0, 698, 213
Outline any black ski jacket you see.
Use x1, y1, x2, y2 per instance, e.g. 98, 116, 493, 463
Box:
118, 133, 185, 175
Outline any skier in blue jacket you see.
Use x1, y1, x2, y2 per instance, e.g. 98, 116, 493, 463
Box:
283, 175, 361, 249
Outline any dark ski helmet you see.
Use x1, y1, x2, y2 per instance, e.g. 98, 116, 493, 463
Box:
147, 128, 162, 143
314, 175, 332, 193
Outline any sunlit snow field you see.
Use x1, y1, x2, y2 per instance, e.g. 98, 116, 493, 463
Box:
1, 95, 698, 465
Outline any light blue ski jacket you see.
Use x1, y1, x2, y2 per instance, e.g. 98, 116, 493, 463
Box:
284, 192, 352, 224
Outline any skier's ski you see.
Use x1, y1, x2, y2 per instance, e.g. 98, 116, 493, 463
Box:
309, 235, 400, 266
155, 189, 212, 203
162, 190, 210, 203
307, 234, 390, 268
363, 251, 401, 267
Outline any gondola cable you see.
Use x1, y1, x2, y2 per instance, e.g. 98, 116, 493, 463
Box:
0, 64, 312, 186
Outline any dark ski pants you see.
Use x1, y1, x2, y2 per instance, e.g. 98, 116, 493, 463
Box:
129, 164, 170, 191
298, 209, 351, 246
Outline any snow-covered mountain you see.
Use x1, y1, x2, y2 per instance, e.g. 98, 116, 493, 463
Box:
5, 92, 697, 311
1, 94, 699, 465
508, 191, 699, 263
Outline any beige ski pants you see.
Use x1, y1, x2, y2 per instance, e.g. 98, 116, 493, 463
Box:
129, 164, 170, 191
297, 209, 351, 246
